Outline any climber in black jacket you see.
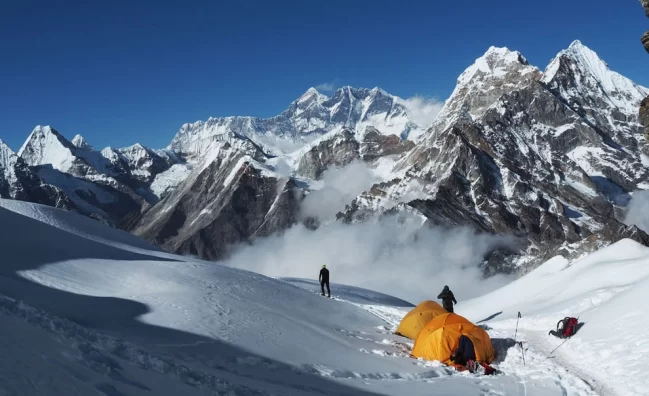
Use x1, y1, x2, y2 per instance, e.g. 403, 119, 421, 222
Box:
437, 285, 457, 313
319, 265, 330, 298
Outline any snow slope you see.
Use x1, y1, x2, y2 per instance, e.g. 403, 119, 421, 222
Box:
459, 239, 649, 396
0, 199, 637, 395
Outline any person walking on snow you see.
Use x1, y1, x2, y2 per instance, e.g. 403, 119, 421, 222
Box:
319, 265, 330, 298
437, 285, 457, 313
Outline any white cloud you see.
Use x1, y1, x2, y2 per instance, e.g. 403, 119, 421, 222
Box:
315, 80, 338, 92
625, 190, 649, 233
223, 213, 518, 305
400, 95, 445, 128
300, 160, 381, 222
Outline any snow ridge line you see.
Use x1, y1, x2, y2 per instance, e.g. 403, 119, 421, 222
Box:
0, 294, 271, 396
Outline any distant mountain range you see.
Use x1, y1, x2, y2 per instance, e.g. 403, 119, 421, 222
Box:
2, 40, 648, 273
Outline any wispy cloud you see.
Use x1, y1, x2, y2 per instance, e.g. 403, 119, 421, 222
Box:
300, 160, 381, 222
315, 79, 339, 92
625, 190, 649, 233
400, 95, 445, 127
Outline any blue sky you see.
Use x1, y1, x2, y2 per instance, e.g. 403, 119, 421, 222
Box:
1, 0, 647, 151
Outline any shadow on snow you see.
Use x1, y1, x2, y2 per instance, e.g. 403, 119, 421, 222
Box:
0, 207, 383, 396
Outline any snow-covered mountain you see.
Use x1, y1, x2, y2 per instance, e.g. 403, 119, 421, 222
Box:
11, 126, 181, 225
2, 40, 648, 271
0, 198, 646, 396
169, 86, 427, 159
0, 138, 75, 210
342, 40, 649, 271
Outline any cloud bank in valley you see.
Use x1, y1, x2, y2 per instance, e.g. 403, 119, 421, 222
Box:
224, 213, 517, 304
299, 160, 382, 222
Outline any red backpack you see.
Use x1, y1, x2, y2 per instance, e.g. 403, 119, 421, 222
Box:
557, 317, 578, 338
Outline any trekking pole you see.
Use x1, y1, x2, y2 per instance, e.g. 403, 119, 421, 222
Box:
549, 339, 568, 355
514, 311, 521, 343
519, 342, 526, 366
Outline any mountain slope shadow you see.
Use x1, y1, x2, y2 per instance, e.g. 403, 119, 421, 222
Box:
0, 207, 385, 395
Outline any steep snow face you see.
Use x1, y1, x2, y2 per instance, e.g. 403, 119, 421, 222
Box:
460, 238, 649, 396
18, 126, 81, 174
18, 126, 119, 179
543, 40, 649, 116
0, 140, 17, 178
169, 86, 425, 158
542, 40, 649, 154
0, 200, 602, 396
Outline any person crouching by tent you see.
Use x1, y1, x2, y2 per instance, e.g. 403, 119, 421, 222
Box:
437, 285, 457, 313
450, 335, 497, 375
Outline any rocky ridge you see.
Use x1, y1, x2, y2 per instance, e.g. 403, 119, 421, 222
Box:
3, 40, 648, 270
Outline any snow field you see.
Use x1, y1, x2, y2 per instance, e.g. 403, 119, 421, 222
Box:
0, 199, 646, 395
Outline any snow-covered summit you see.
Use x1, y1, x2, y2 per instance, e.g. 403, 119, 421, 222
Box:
296, 86, 328, 105
71, 134, 92, 150
542, 40, 649, 118
17, 125, 81, 174
456, 46, 533, 87
169, 85, 426, 159
417, 45, 541, 138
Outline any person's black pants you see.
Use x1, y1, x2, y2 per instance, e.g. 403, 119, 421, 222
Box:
321, 280, 330, 296
444, 305, 453, 313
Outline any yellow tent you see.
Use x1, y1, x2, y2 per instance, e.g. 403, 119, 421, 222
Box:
411, 313, 495, 365
395, 300, 447, 340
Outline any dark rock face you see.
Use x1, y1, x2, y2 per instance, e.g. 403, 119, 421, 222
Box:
641, 97, 649, 127
360, 127, 415, 161
131, 144, 303, 261
296, 129, 360, 179
641, 97, 649, 143
4, 42, 649, 272
5, 161, 77, 212
341, 43, 649, 272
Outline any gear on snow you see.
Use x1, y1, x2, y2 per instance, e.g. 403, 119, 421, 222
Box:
549, 317, 579, 339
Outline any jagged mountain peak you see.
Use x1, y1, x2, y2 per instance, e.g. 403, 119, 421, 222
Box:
71, 134, 92, 150
543, 40, 609, 80
0, 139, 17, 172
120, 143, 148, 152
0, 139, 13, 153
457, 46, 535, 87
18, 125, 76, 166
542, 40, 649, 121
296, 87, 327, 104
171, 85, 426, 159
422, 45, 542, 128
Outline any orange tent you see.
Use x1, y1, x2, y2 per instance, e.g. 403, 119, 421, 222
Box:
395, 300, 447, 340
411, 313, 495, 365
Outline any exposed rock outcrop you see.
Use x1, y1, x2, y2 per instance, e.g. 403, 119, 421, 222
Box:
131, 142, 303, 260
296, 129, 360, 179
341, 42, 649, 273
